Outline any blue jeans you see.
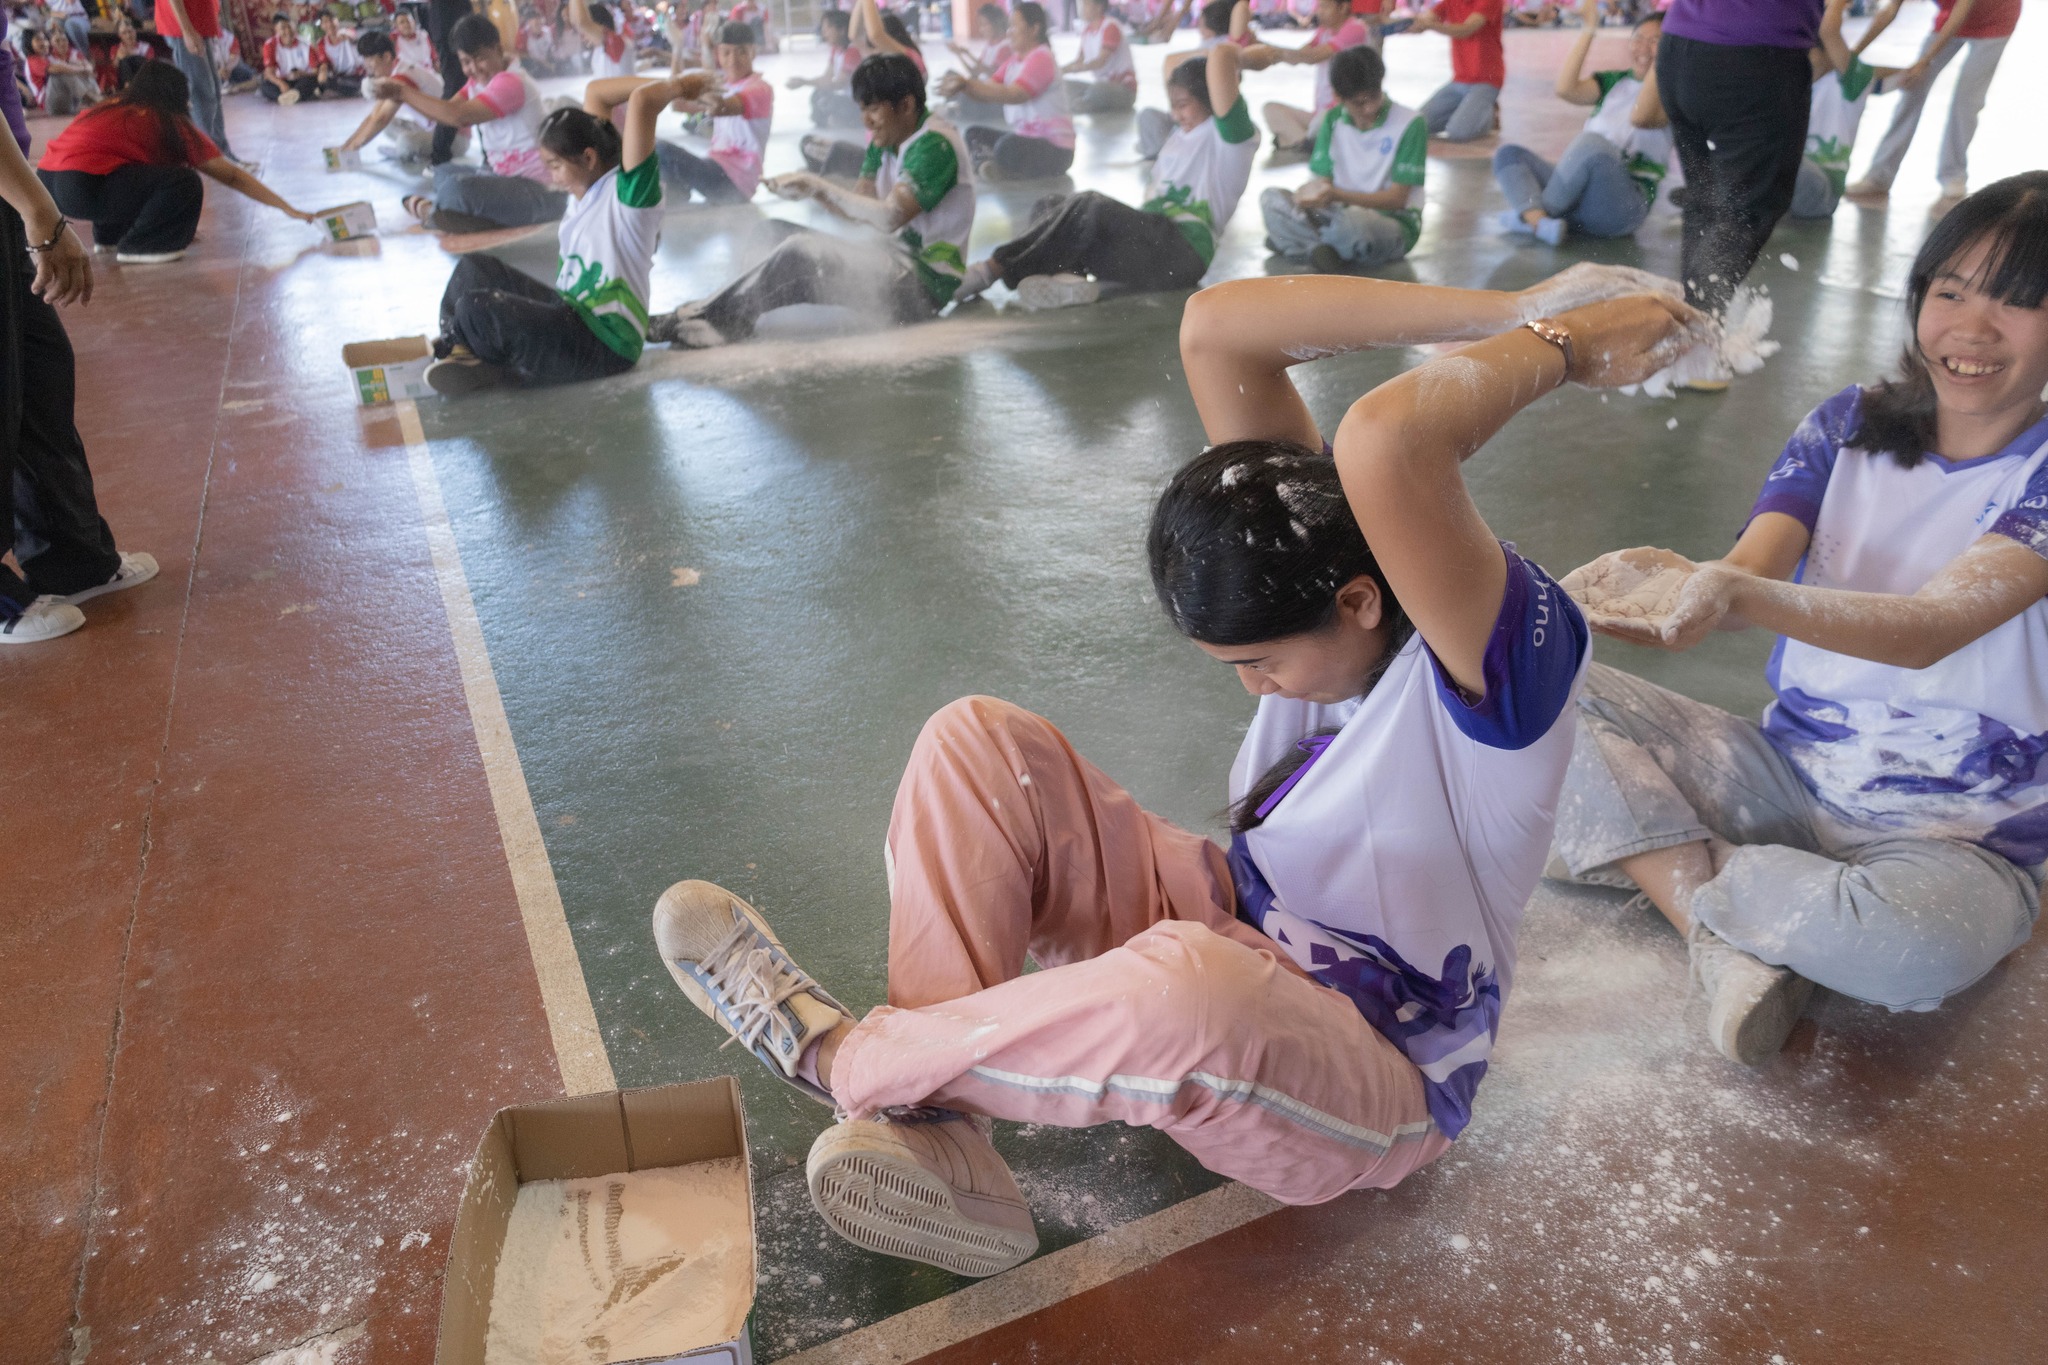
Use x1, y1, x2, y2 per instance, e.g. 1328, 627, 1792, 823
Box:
1418, 81, 1497, 143
1258, 187, 1411, 266
169, 36, 234, 160
1492, 133, 1651, 238
430, 162, 567, 229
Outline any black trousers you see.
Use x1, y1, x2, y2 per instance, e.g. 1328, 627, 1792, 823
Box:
40, 165, 204, 255
990, 191, 1207, 292
697, 222, 934, 341
438, 254, 637, 387
428, 0, 476, 165
963, 123, 1075, 178
0, 208, 119, 616
1655, 33, 1811, 314
260, 73, 320, 101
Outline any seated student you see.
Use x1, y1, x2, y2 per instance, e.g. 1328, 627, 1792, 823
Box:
787, 6, 863, 128
798, 0, 927, 177
426, 82, 680, 394
383, 15, 567, 231
955, 42, 1248, 309
1791, 0, 1905, 220
568, 0, 638, 79
1261, 46, 1423, 271
1551, 175, 2048, 1065
1062, 0, 1138, 115
313, 12, 364, 96
1135, 0, 1246, 159
935, 2, 1073, 181
1491, 0, 1666, 244
333, 29, 466, 163
37, 60, 314, 263
1504, 0, 1559, 27
392, 8, 435, 70
213, 31, 263, 95
1136, 0, 1196, 43
638, 20, 770, 203
647, 52, 974, 349
1394, 0, 1504, 143
648, 267, 1691, 1277
516, 8, 576, 78
39, 30, 99, 116
261, 9, 321, 103
1244, 0, 1379, 153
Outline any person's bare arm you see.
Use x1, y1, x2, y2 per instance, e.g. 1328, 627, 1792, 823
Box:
0, 124, 90, 304
566, 0, 606, 45
765, 168, 919, 231
198, 156, 316, 219
339, 98, 402, 149
1628, 65, 1667, 127
1901, 0, 1976, 85
1850, 0, 1903, 56
1819, 0, 1856, 72
1227, 0, 1251, 41
1556, 0, 1603, 103
372, 78, 503, 126
855, 0, 916, 56
161, 0, 207, 55
1317, 180, 1413, 211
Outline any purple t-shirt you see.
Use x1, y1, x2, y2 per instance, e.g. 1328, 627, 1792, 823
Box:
1663, 0, 1823, 49
0, 11, 30, 156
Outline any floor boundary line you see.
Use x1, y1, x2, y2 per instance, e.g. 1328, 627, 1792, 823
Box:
397, 401, 616, 1096
777, 1182, 1282, 1365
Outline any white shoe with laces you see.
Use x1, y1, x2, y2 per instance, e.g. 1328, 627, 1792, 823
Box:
652, 880, 855, 1104
1689, 924, 1813, 1065
1016, 273, 1100, 311
808, 1108, 1039, 1277
1, 596, 87, 644
60, 551, 158, 606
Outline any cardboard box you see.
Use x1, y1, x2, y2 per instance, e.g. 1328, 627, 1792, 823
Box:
436, 1079, 756, 1365
342, 336, 434, 406
322, 146, 362, 172
317, 200, 378, 241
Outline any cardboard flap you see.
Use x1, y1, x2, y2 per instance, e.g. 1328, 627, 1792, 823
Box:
435, 1113, 522, 1365
505, 1091, 632, 1182
342, 336, 431, 367
622, 1077, 745, 1170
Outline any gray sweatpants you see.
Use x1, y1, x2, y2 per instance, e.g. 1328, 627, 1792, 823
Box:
1258, 188, 1411, 266
1418, 80, 1498, 143
1552, 664, 2037, 1013
1859, 32, 2008, 190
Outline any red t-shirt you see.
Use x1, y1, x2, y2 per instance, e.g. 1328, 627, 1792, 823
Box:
1436, 0, 1504, 88
154, 0, 222, 40
40, 103, 220, 174
1937, 0, 2020, 39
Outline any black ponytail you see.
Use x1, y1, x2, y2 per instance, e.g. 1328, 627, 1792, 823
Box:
538, 106, 623, 171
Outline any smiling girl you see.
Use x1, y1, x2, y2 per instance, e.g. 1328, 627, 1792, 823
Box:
1553, 174, 2048, 1065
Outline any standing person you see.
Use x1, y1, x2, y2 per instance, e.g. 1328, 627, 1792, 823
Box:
38, 62, 315, 263
1247, 0, 1376, 153
426, 0, 475, 165
425, 82, 679, 393
154, 0, 238, 163
1655, 0, 1821, 326
935, 2, 1075, 180
0, 69, 157, 646
1062, 0, 1138, 114
1552, 175, 2048, 1065
647, 52, 975, 349
384, 14, 568, 231
1846, 0, 2018, 204
648, 268, 1692, 1275
1491, 1, 1668, 245
1260, 45, 1425, 272
1401, 0, 1504, 143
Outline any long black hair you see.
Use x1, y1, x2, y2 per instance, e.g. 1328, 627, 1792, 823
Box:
1854, 171, 2048, 466
538, 106, 622, 170
1147, 441, 1414, 833
83, 58, 195, 166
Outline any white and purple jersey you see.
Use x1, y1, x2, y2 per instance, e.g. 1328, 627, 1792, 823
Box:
1228, 546, 1591, 1138
1751, 385, 2048, 871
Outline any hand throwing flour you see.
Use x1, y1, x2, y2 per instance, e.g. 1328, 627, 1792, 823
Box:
483, 1160, 752, 1365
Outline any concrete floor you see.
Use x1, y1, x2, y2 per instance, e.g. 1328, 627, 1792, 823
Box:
6, 6, 2047, 1363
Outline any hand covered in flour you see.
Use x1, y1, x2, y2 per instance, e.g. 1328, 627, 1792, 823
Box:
1515, 262, 1683, 323
763, 172, 824, 201
1561, 547, 1745, 651
1549, 294, 1710, 388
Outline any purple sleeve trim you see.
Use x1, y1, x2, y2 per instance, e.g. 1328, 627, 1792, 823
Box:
1425, 544, 1589, 752
1989, 509, 2048, 561
1745, 385, 1860, 535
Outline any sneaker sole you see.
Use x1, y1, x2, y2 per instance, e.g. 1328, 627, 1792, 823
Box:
1712, 970, 1815, 1066
808, 1130, 1038, 1278
424, 361, 502, 397
61, 559, 159, 606
1017, 276, 1100, 311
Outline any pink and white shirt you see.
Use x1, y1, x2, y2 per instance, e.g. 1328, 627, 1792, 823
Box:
1310, 17, 1373, 111
463, 66, 550, 181
995, 45, 1072, 148
709, 71, 774, 198
1080, 17, 1135, 91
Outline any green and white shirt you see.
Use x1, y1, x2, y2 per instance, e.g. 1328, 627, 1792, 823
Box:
1142, 96, 1258, 265
555, 156, 663, 362
1308, 99, 1427, 249
1806, 57, 1886, 197
861, 114, 977, 306
1581, 71, 1672, 206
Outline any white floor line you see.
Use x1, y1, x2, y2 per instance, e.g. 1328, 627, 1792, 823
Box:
778, 1182, 1282, 1365
398, 400, 616, 1096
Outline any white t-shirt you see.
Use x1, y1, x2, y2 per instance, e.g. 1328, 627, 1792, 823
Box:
1752, 387, 2048, 871
1310, 99, 1427, 248
373, 61, 440, 130
1308, 18, 1374, 112
1080, 18, 1136, 90
394, 28, 434, 70
1230, 546, 1590, 1138
1806, 56, 1887, 196
1144, 95, 1259, 264
862, 113, 977, 306
590, 27, 636, 79
319, 33, 364, 75
555, 157, 663, 360
463, 66, 550, 181
1579, 71, 1672, 205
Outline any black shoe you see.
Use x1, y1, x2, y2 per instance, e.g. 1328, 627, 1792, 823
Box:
1308, 244, 1344, 274
425, 353, 506, 396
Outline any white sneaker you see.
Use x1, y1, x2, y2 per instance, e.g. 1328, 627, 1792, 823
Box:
1938, 178, 1969, 201
652, 880, 855, 1104
0, 596, 86, 644
116, 250, 184, 265
60, 551, 158, 606
1016, 273, 1100, 311
1690, 926, 1813, 1065
1843, 178, 1888, 199
278, 88, 301, 107
808, 1110, 1039, 1277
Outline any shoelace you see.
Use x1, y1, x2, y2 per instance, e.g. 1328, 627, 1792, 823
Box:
697, 915, 815, 1057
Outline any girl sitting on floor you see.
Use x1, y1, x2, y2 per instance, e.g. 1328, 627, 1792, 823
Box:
424, 79, 684, 394
1551, 174, 2048, 1065
935, 1, 1075, 181
1062, 0, 1139, 115
648, 263, 1697, 1275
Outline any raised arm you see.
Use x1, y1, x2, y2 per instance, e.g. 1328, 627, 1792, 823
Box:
566, 0, 606, 45
586, 72, 712, 166
1227, 0, 1251, 41
1628, 65, 1667, 127
1555, 0, 1603, 104
855, 0, 917, 57
1204, 33, 1241, 112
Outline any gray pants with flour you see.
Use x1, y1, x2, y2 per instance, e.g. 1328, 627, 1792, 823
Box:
1258, 188, 1411, 266
1551, 664, 2038, 1012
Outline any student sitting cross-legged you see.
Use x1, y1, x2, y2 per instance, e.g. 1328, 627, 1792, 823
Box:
381, 14, 568, 232
424, 80, 682, 394
647, 53, 975, 350
1260, 46, 1425, 273
1490, 0, 1667, 246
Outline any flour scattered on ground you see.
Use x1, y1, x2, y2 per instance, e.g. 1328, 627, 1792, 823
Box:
484, 1160, 751, 1365
1779, 253, 1799, 271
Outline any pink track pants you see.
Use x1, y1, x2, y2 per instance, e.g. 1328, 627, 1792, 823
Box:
829, 697, 1451, 1206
